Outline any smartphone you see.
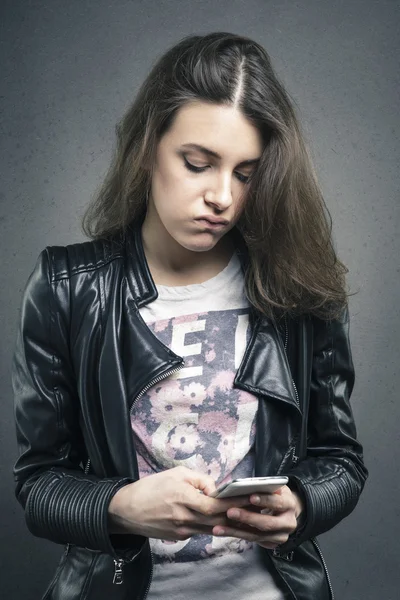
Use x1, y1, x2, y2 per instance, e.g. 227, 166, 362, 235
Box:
209, 476, 289, 499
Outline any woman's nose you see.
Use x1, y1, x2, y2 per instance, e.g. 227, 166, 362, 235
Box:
205, 173, 233, 212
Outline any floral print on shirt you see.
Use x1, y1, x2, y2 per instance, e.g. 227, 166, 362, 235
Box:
131, 307, 259, 563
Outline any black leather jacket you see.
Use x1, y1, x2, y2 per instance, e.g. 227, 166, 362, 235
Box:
12, 223, 367, 600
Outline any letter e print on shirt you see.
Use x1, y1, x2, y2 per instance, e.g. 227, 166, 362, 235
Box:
170, 319, 206, 379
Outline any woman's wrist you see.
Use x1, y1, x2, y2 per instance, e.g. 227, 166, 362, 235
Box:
107, 484, 134, 534
288, 486, 306, 533
292, 490, 304, 519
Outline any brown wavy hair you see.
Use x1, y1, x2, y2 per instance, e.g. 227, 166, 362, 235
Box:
82, 32, 352, 321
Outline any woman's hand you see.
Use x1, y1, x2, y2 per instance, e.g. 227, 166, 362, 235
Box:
107, 466, 253, 541
211, 486, 304, 549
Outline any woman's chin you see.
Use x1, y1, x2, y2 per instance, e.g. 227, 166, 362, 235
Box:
175, 233, 222, 253
183, 242, 222, 254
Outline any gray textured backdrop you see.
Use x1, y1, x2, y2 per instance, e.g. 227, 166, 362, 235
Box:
1, 1, 399, 598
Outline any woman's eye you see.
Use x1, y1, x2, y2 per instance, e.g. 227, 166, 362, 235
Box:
235, 172, 250, 184
183, 157, 250, 183
183, 157, 208, 173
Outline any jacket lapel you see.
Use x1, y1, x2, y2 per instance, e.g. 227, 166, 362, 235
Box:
234, 314, 301, 412
122, 222, 301, 412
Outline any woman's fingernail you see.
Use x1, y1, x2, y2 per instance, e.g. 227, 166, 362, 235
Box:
216, 529, 225, 536
251, 495, 261, 505
228, 509, 240, 519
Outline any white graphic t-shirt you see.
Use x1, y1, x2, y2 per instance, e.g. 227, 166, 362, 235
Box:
133, 250, 284, 600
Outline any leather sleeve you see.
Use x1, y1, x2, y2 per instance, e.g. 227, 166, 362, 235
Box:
12, 249, 140, 561
281, 306, 368, 551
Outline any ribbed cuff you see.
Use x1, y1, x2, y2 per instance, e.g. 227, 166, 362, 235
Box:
25, 469, 140, 559
279, 469, 360, 552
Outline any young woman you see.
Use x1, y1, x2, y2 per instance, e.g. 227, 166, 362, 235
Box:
12, 32, 368, 600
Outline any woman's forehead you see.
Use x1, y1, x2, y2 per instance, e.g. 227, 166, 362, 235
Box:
163, 102, 263, 159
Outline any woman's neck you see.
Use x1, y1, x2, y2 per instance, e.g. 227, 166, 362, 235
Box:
141, 222, 235, 287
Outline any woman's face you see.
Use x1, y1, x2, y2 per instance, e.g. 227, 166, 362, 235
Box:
145, 101, 263, 255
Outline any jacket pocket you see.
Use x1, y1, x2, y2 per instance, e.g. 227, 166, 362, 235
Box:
41, 545, 70, 600
41, 545, 100, 600
41, 543, 151, 600
269, 539, 332, 600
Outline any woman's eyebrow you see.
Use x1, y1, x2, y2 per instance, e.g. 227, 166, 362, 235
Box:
180, 143, 260, 166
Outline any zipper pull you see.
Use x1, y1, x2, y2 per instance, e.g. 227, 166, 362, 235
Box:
273, 548, 294, 561
113, 559, 124, 585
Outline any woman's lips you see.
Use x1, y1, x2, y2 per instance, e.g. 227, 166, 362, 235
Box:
195, 218, 228, 230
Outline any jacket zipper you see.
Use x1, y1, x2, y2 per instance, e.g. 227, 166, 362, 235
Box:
283, 316, 299, 410
129, 362, 185, 412
283, 315, 300, 411
289, 444, 299, 466
113, 558, 124, 585
110, 361, 185, 588
312, 538, 335, 600
112, 546, 145, 585
283, 315, 289, 351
